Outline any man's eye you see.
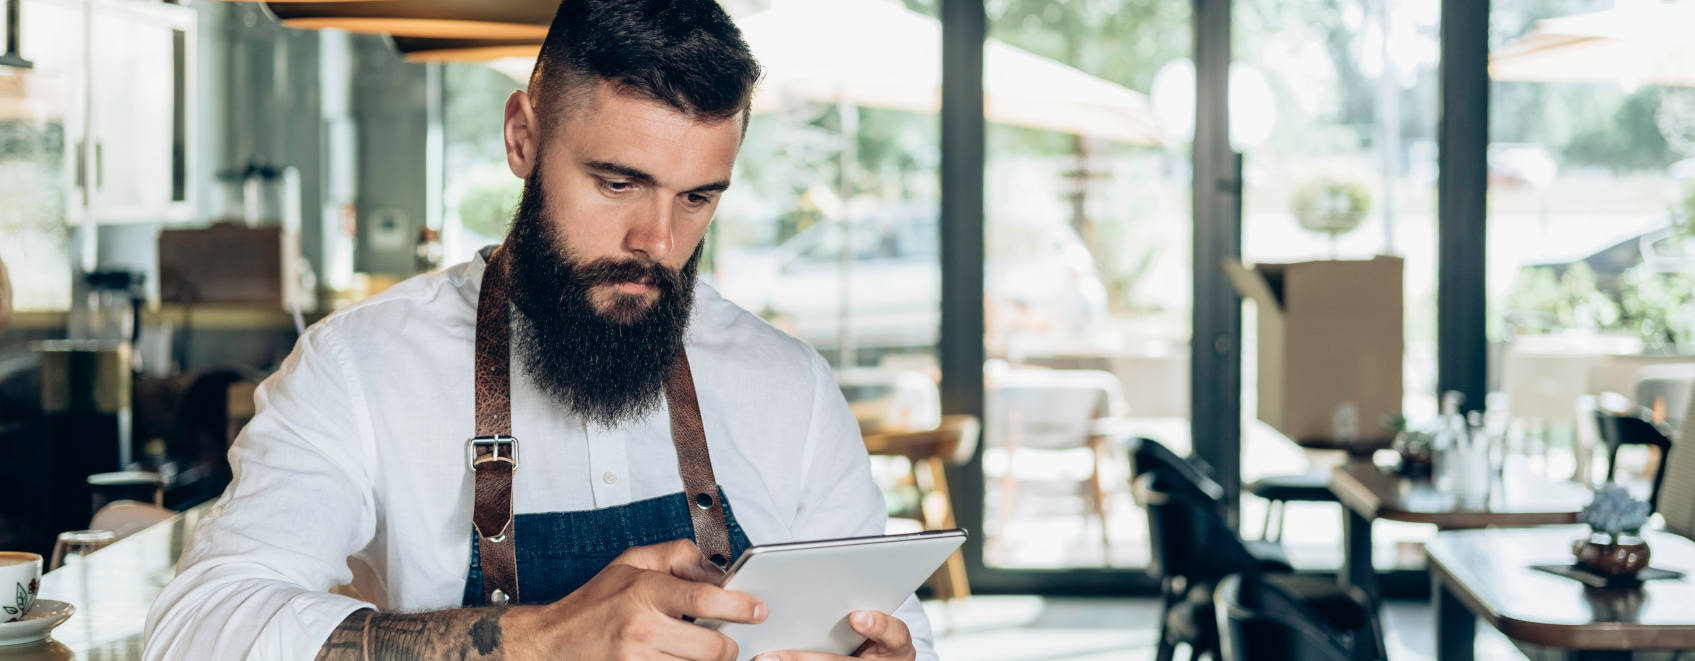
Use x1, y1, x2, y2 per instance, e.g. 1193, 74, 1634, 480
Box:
686, 194, 709, 205
602, 180, 634, 193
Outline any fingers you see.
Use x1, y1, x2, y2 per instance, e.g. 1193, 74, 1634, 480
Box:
751, 613, 914, 661
614, 539, 727, 583
648, 574, 768, 625
847, 611, 911, 651
646, 616, 742, 661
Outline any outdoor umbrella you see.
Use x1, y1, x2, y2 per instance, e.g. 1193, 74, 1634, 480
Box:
485, 0, 1164, 145
1490, 0, 1695, 87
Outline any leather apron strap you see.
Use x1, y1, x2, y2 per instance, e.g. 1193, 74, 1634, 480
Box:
471, 248, 519, 605
471, 248, 736, 606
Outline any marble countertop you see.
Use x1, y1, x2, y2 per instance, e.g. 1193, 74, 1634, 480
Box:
0, 504, 210, 660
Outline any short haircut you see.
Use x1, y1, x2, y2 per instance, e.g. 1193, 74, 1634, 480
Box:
528, 0, 762, 134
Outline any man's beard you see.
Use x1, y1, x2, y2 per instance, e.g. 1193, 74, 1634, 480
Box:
504, 169, 701, 429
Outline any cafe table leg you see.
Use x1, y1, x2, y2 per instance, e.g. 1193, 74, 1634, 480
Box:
1434, 574, 1475, 661
1341, 508, 1380, 603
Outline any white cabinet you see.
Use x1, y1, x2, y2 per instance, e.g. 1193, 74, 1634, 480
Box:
89, 1, 192, 222
18, 0, 195, 224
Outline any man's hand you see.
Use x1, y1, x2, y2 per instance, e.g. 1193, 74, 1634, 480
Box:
315, 539, 765, 661
506, 538, 766, 660
751, 610, 917, 661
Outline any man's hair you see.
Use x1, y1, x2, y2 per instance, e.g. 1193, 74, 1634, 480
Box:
528, 0, 762, 133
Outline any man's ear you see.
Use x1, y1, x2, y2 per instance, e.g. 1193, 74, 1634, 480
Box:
504, 90, 541, 179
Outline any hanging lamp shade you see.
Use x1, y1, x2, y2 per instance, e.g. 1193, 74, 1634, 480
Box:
392, 37, 542, 62
265, 0, 557, 40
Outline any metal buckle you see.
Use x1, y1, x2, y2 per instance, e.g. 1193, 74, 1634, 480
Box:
466, 436, 519, 471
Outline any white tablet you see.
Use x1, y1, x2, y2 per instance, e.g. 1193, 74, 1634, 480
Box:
695, 529, 967, 661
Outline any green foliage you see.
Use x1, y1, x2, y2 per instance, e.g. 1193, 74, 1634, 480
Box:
1620, 262, 1695, 353
445, 64, 521, 158
1563, 88, 1680, 171
1507, 262, 1620, 334
1509, 259, 1695, 353
1291, 176, 1371, 237
458, 170, 523, 240
978, 0, 1191, 94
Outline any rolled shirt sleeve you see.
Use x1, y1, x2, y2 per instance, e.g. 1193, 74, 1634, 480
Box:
788, 353, 938, 661
144, 325, 377, 660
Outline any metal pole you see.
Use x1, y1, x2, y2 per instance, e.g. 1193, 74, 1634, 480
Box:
1191, 0, 1243, 527
938, 0, 986, 580
1377, 0, 1399, 255
837, 100, 858, 369
1437, 0, 1490, 413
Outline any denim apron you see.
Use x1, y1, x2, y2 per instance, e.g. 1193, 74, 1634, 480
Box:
463, 247, 748, 607
460, 490, 753, 606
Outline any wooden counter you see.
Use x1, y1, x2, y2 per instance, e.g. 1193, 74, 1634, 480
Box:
0, 504, 210, 660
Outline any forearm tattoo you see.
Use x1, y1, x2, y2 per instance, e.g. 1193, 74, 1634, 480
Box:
315, 607, 508, 661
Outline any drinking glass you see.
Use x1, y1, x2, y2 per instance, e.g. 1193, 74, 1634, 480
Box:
50, 530, 116, 570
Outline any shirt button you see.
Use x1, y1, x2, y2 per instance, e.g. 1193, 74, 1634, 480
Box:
602, 471, 618, 485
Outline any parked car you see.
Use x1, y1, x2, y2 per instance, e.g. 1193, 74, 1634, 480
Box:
712, 202, 1108, 351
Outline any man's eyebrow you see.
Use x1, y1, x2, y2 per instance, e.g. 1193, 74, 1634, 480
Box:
584, 160, 655, 183
583, 160, 728, 194
686, 180, 732, 195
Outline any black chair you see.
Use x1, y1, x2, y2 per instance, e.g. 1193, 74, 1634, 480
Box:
1130, 437, 1292, 573
1216, 572, 1386, 661
1245, 472, 1338, 542
1130, 438, 1374, 661
1594, 411, 1672, 511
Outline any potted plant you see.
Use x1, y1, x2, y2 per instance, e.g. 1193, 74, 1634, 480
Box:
1291, 176, 1371, 258
1572, 483, 1653, 576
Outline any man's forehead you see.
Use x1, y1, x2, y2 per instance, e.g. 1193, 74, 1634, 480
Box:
555, 84, 742, 183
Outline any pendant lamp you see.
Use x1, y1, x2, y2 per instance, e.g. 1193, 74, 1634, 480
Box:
391, 36, 541, 63
264, 0, 556, 40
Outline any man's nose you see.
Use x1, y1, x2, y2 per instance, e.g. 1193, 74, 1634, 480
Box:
623, 195, 675, 263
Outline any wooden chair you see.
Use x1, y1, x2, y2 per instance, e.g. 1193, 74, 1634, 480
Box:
89, 500, 175, 541
863, 414, 980, 600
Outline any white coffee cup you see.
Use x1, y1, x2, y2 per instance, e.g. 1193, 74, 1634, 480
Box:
0, 552, 42, 623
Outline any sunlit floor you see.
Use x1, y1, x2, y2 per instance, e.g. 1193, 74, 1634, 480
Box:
922, 595, 1533, 661
979, 416, 1443, 572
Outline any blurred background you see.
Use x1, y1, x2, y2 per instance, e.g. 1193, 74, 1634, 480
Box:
7, 0, 1695, 659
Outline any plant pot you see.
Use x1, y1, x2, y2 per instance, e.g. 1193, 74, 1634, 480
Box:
1572, 534, 1652, 577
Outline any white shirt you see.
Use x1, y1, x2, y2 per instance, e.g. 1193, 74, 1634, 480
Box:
143, 251, 936, 660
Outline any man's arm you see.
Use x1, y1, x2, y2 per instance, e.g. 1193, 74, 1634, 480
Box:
316, 607, 509, 661
145, 325, 378, 660
311, 540, 767, 661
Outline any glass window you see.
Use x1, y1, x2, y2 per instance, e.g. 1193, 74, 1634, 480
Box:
980, 0, 1193, 569
1235, 0, 1442, 571
1488, 0, 1693, 502
442, 62, 525, 266
0, 69, 71, 312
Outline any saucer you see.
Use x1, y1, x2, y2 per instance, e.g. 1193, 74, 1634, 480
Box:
0, 601, 75, 646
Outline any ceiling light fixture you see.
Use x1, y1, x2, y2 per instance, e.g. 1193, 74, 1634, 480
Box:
264, 0, 555, 40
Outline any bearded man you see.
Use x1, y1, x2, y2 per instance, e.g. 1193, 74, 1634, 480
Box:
142, 1, 933, 659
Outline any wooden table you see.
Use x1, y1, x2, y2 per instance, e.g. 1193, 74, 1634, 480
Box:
1328, 459, 1592, 602
0, 504, 209, 660
1427, 526, 1695, 660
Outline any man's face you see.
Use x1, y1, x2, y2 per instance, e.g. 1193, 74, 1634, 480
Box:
498, 81, 742, 426
524, 82, 742, 317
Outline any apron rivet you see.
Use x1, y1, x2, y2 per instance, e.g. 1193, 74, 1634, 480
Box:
489, 589, 509, 606
696, 493, 714, 509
